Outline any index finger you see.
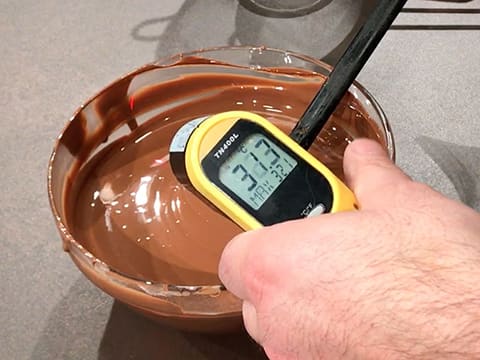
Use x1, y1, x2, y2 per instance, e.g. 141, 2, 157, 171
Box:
219, 225, 296, 304
218, 214, 344, 305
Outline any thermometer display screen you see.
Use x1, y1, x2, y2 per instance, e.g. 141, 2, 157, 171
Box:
218, 133, 297, 210
201, 118, 334, 226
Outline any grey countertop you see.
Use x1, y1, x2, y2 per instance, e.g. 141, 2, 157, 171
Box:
1, 0, 479, 359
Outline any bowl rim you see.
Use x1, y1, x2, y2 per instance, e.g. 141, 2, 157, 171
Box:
237, 0, 334, 18
47, 45, 394, 300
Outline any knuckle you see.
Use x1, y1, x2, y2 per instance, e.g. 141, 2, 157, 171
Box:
360, 155, 398, 179
393, 180, 436, 208
408, 181, 435, 197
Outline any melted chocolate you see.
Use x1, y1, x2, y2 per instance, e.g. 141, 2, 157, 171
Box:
65, 59, 383, 286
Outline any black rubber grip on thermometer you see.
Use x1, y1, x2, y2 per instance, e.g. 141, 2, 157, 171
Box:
290, 0, 408, 149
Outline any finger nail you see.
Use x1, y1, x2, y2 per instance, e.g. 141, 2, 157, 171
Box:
218, 233, 243, 283
243, 301, 261, 343
350, 138, 386, 157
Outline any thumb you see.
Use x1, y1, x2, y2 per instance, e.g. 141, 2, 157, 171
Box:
343, 139, 411, 209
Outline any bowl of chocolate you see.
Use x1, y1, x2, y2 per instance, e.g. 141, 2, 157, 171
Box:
48, 46, 394, 333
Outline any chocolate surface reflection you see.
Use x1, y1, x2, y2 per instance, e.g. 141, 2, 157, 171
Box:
66, 59, 383, 286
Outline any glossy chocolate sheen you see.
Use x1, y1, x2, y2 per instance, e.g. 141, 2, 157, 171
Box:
65, 58, 384, 287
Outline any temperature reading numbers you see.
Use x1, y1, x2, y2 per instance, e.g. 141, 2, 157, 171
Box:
218, 133, 297, 210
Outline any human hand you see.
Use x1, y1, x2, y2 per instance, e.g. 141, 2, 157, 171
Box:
219, 139, 480, 359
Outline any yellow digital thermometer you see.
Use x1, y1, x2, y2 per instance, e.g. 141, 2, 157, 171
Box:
170, 111, 357, 230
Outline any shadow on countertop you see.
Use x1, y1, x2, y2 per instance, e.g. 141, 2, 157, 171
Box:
98, 302, 265, 360
30, 277, 266, 360
131, 0, 380, 66
417, 137, 480, 211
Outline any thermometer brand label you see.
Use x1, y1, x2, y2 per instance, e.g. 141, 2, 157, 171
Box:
214, 133, 240, 159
